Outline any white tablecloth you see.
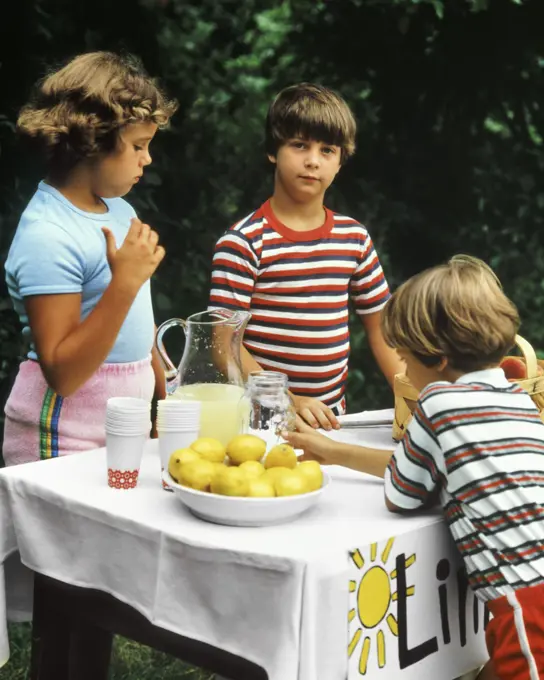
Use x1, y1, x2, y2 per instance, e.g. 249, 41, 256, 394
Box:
0, 425, 486, 679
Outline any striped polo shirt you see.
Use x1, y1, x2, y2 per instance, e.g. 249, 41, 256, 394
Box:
385, 368, 544, 602
209, 199, 390, 412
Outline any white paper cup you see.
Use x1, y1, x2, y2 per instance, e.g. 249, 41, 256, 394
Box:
105, 415, 151, 432
156, 411, 199, 419
106, 397, 151, 438
156, 400, 200, 434
106, 432, 148, 489
158, 428, 199, 490
105, 412, 151, 422
157, 402, 199, 415
155, 419, 199, 432
105, 424, 151, 437
107, 397, 151, 412
158, 399, 199, 409
105, 426, 151, 436
105, 414, 151, 427
106, 409, 150, 420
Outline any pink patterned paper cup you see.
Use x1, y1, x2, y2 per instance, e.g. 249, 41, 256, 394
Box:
161, 468, 173, 492
108, 468, 140, 490
106, 432, 147, 490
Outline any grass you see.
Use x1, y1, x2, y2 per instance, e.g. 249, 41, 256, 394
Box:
3, 623, 215, 680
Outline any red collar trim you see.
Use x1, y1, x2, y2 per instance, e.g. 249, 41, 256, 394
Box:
260, 199, 334, 242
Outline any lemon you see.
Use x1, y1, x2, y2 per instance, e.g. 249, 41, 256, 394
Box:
210, 462, 229, 482
262, 466, 292, 485
226, 434, 267, 465
178, 459, 217, 492
190, 437, 226, 463
210, 467, 249, 497
296, 460, 323, 492
275, 470, 310, 497
167, 448, 201, 482
264, 444, 297, 470
238, 460, 266, 479
247, 478, 276, 498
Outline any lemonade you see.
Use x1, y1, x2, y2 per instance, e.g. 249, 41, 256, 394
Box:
171, 383, 244, 446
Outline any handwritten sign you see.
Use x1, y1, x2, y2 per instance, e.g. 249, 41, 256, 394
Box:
348, 522, 488, 679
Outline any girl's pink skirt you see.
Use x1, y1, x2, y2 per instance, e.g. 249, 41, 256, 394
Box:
2, 358, 155, 466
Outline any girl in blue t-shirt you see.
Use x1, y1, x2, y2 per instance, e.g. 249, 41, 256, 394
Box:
3, 51, 177, 465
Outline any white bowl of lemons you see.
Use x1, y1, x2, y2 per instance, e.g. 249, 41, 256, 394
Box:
162, 434, 330, 527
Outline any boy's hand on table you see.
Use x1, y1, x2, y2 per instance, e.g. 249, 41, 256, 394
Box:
291, 394, 340, 431
282, 421, 343, 466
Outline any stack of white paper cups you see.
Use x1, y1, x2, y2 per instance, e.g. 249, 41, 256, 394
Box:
157, 399, 200, 490
105, 397, 151, 489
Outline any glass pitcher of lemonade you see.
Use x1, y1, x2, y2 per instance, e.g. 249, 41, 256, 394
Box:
155, 309, 250, 446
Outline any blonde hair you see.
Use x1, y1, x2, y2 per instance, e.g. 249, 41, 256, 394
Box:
18, 51, 178, 180
381, 255, 520, 372
265, 83, 356, 163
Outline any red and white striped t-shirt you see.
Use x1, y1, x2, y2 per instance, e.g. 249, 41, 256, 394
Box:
385, 369, 544, 602
209, 199, 390, 412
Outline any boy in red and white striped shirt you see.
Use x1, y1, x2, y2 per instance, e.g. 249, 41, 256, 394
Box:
209, 83, 403, 429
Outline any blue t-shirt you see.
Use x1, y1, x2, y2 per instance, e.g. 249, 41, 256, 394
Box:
5, 181, 154, 363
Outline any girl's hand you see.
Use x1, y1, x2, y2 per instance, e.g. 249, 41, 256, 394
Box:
291, 394, 340, 431
102, 218, 165, 294
282, 421, 344, 466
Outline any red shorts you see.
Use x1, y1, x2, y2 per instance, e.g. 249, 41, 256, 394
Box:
486, 582, 544, 679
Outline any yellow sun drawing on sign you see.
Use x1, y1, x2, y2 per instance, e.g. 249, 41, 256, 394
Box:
348, 538, 416, 675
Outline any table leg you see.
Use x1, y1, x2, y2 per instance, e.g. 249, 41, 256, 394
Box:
29, 573, 70, 680
69, 621, 113, 680
29, 573, 113, 680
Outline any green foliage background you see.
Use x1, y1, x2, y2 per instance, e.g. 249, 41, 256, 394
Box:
1, 0, 544, 674
2, 0, 544, 423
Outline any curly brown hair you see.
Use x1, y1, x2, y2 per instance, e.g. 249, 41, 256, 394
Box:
18, 51, 178, 181
265, 83, 356, 164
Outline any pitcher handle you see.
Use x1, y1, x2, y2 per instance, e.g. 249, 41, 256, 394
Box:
155, 318, 187, 382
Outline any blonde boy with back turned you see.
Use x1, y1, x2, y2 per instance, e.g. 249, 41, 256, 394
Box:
209, 83, 403, 430
286, 255, 544, 680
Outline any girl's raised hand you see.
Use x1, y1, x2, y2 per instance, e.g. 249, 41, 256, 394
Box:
102, 218, 165, 294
